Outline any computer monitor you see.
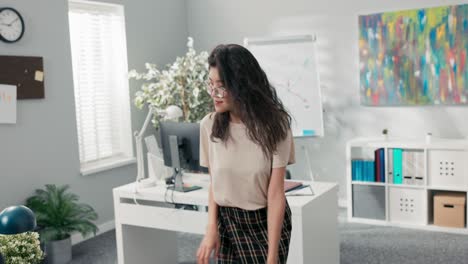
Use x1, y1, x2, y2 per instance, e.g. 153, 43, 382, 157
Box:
158, 121, 205, 192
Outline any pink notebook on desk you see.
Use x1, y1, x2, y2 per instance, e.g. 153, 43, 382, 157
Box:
284, 181, 303, 192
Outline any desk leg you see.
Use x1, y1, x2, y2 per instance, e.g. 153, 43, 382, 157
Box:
287, 214, 303, 264
115, 221, 124, 264
114, 190, 125, 264
119, 225, 178, 264
287, 187, 339, 264
113, 190, 179, 264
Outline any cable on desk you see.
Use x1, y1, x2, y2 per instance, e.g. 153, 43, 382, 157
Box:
132, 180, 142, 206
164, 183, 174, 204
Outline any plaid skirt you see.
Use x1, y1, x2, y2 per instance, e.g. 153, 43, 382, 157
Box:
217, 201, 292, 264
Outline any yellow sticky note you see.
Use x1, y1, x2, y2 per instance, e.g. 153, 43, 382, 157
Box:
35, 71, 44, 82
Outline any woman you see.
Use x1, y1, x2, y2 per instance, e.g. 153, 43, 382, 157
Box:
196, 44, 295, 264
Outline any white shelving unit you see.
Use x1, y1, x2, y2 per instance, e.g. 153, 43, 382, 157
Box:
346, 137, 468, 234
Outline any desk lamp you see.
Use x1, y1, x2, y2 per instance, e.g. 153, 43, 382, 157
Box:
0, 205, 37, 264
134, 105, 183, 188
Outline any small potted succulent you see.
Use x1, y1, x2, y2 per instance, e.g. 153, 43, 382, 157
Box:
25, 185, 98, 264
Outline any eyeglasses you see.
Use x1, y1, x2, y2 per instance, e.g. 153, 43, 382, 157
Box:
205, 80, 227, 99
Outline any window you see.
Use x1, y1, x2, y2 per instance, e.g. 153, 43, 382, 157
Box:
69, 0, 134, 175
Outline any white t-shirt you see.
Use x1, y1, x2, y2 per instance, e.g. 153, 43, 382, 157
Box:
199, 112, 295, 210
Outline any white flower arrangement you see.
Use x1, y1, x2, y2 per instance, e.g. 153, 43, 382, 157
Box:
0, 232, 44, 264
129, 37, 213, 126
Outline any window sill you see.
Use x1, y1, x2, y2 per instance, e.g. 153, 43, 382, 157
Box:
81, 156, 136, 176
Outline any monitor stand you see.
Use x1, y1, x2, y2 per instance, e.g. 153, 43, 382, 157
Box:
167, 135, 201, 192
167, 168, 202, 192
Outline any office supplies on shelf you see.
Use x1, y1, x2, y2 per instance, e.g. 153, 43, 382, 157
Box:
348, 137, 468, 235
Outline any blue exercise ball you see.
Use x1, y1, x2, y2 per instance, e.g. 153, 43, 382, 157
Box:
0, 205, 36, 235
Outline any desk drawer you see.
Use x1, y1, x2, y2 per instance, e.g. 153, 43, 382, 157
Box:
117, 203, 208, 235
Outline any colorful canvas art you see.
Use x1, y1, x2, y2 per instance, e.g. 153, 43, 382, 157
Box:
359, 4, 468, 105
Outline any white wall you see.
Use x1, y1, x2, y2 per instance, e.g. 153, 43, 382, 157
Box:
2, 0, 467, 223
186, 0, 468, 201
0, 0, 188, 225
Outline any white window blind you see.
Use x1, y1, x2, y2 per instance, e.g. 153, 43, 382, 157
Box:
69, 0, 133, 171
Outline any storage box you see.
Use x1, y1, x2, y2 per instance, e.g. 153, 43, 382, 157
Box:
428, 150, 468, 188
352, 185, 385, 220
434, 192, 466, 228
389, 187, 426, 225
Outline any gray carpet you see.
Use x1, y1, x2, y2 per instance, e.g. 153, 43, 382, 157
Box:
70, 209, 468, 264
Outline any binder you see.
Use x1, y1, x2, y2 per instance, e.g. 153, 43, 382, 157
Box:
379, 149, 385, 183
403, 176, 413, 185
402, 150, 414, 181
369, 160, 375, 182
362, 160, 367, 181
414, 151, 424, 185
393, 149, 403, 184
374, 148, 385, 182
352, 160, 356, 181
375, 149, 381, 182
363, 160, 368, 181
388, 148, 393, 183
355, 159, 362, 181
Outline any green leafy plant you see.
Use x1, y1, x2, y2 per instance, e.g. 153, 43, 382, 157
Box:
129, 37, 212, 126
25, 184, 98, 242
0, 232, 44, 264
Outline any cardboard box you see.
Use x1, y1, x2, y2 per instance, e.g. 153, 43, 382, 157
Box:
434, 192, 466, 228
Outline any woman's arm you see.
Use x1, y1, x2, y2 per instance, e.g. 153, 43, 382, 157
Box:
207, 179, 219, 232
267, 167, 287, 263
197, 168, 220, 264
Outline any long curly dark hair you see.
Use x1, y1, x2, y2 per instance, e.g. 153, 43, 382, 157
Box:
208, 44, 292, 160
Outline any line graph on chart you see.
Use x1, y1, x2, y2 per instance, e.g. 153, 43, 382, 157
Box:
246, 35, 324, 137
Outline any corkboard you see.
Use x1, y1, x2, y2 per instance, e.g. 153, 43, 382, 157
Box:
0, 55, 44, 99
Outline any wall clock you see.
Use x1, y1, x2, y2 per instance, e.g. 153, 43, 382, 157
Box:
0, 7, 25, 43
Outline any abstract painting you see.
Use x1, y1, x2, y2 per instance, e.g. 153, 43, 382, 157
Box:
359, 4, 468, 106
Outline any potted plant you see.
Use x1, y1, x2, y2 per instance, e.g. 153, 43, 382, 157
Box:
0, 232, 44, 264
129, 37, 212, 127
25, 185, 98, 264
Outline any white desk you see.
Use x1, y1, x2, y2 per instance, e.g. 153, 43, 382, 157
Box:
113, 174, 339, 264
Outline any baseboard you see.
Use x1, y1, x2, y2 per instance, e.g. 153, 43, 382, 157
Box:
71, 219, 115, 245
338, 198, 347, 209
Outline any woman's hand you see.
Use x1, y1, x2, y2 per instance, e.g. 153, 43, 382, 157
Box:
196, 226, 220, 264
